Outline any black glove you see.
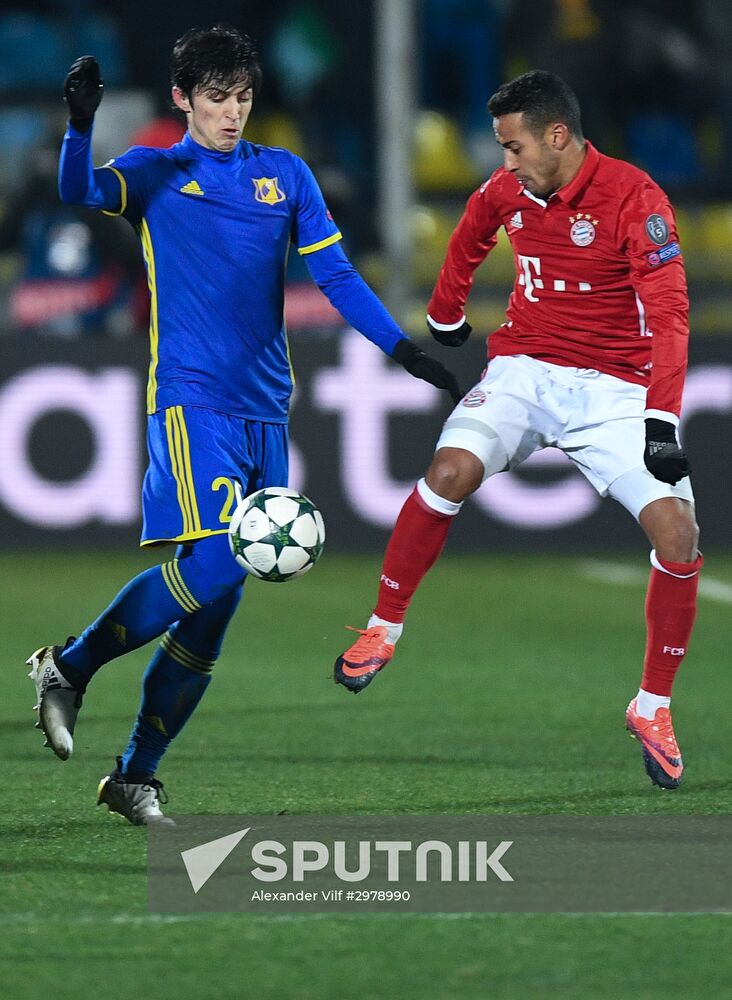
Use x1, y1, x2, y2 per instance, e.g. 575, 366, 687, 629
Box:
427, 317, 472, 348
392, 339, 463, 404
644, 418, 690, 485
64, 56, 104, 132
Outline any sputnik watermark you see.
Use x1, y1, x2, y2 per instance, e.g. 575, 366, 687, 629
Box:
148, 815, 732, 914
180, 828, 513, 894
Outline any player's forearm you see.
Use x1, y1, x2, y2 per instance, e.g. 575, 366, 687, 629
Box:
58, 125, 120, 210
638, 267, 690, 418
306, 245, 405, 354
427, 206, 497, 325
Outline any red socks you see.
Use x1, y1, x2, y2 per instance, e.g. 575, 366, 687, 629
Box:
374, 483, 457, 623
641, 550, 703, 697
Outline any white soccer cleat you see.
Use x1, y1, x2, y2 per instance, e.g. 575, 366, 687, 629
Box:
26, 643, 83, 761
97, 762, 175, 827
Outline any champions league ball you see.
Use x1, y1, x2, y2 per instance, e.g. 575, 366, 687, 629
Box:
228, 487, 325, 582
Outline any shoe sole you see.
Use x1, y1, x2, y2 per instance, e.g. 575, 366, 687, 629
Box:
334, 659, 379, 694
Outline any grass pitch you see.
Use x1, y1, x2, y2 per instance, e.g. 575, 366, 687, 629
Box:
1, 550, 731, 999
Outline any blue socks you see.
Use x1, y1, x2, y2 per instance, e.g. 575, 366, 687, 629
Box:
55, 534, 247, 778
120, 583, 243, 778
59, 535, 244, 688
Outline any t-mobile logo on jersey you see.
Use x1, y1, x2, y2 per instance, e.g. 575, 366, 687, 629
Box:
380, 574, 400, 590
517, 254, 593, 302
662, 646, 685, 656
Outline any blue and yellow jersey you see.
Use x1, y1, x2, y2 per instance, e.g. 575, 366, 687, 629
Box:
60, 126, 407, 419
70, 133, 342, 420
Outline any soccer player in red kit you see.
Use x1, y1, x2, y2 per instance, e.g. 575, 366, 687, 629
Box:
333, 71, 701, 790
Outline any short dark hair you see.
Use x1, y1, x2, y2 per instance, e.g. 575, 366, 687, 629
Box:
171, 24, 262, 99
487, 70, 583, 140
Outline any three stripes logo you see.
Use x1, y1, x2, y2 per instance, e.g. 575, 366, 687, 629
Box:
180, 180, 205, 197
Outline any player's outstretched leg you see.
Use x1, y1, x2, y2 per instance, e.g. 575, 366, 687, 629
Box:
334, 477, 462, 693
97, 582, 244, 823
625, 548, 702, 789
27, 535, 245, 760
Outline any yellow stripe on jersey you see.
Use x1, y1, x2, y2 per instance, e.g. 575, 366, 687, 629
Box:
284, 328, 295, 388
297, 231, 342, 256
139, 219, 160, 414
100, 165, 127, 216
161, 561, 200, 614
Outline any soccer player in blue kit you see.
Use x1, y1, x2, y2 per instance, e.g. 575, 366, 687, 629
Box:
27, 25, 461, 825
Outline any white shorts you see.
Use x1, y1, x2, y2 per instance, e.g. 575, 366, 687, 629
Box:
435, 355, 694, 520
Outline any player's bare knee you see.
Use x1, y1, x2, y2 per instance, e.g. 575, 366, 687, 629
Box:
640, 499, 699, 563
425, 448, 483, 502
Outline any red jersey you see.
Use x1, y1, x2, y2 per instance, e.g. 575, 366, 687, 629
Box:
427, 142, 689, 418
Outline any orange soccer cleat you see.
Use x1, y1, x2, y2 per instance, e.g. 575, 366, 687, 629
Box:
333, 626, 396, 694
626, 698, 684, 790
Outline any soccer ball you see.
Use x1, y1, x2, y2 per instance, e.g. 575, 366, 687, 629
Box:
228, 487, 325, 582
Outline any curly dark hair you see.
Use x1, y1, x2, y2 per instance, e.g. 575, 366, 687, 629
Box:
488, 70, 583, 140
171, 24, 262, 99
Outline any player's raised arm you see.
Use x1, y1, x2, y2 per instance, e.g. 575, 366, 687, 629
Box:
426, 180, 502, 347
58, 57, 124, 212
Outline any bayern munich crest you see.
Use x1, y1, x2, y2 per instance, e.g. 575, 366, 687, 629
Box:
569, 212, 598, 247
462, 388, 487, 408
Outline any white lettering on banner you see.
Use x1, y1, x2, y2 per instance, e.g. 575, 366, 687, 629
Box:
473, 449, 600, 528
1, 356, 731, 535
313, 331, 437, 526
680, 365, 732, 425
0, 366, 140, 527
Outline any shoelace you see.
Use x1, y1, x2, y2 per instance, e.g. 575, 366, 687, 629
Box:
345, 625, 391, 656
646, 710, 679, 753
142, 779, 169, 805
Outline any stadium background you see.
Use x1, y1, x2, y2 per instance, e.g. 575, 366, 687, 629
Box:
0, 0, 730, 551
1, 4, 731, 1000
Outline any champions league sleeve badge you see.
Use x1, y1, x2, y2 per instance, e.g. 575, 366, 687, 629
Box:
645, 214, 670, 245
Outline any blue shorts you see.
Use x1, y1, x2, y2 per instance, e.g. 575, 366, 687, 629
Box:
141, 405, 288, 547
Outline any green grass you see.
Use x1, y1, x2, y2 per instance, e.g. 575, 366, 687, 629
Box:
2, 550, 732, 999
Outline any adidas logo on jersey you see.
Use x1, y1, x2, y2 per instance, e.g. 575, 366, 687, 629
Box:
509, 211, 523, 229
180, 180, 205, 196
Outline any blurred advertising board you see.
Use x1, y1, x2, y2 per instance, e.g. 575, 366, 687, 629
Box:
0, 330, 729, 550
